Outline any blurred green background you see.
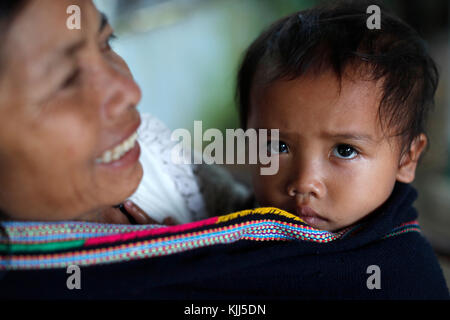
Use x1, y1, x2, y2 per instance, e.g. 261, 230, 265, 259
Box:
94, 0, 449, 285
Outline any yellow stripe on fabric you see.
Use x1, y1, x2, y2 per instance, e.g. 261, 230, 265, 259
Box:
217, 207, 305, 224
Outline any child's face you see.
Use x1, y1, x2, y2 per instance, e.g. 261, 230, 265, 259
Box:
247, 70, 425, 231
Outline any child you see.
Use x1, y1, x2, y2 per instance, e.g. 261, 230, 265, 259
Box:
235, 0, 449, 296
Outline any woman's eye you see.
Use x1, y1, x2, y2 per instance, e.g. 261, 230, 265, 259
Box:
332, 144, 359, 159
101, 33, 117, 52
267, 140, 289, 155
60, 68, 81, 89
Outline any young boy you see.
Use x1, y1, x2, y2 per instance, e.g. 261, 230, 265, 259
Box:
235, 0, 449, 296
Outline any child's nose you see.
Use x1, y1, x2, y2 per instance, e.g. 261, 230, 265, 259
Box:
286, 160, 325, 200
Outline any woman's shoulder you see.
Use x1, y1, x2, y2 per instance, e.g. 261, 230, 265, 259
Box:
137, 113, 174, 150
129, 113, 207, 223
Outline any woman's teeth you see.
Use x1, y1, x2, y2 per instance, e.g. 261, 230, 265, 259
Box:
96, 132, 138, 164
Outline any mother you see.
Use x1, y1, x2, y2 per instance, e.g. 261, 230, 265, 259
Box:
0, 0, 146, 224
0, 0, 257, 300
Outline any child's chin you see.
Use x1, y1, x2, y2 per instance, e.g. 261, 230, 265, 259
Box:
309, 221, 342, 232
316, 225, 335, 232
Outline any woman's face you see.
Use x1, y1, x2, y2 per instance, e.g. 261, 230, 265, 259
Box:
0, 0, 143, 221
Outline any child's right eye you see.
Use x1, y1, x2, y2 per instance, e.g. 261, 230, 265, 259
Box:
267, 140, 289, 155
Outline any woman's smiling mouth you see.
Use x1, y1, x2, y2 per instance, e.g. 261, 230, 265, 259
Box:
96, 131, 138, 164
95, 118, 142, 167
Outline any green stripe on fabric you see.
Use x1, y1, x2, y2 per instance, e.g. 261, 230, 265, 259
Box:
0, 239, 85, 253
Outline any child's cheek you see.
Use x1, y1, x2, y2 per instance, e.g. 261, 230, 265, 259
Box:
331, 162, 395, 223
251, 163, 288, 208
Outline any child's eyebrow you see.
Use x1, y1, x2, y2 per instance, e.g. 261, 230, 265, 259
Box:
323, 132, 376, 144
264, 129, 377, 144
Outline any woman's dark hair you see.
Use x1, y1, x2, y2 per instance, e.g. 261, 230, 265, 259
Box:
0, 0, 29, 56
0, 1, 29, 34
236, 0, 438, 157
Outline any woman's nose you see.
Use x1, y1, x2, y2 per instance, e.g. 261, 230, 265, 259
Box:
286, 158, 325, 200
98, 60, 142, 121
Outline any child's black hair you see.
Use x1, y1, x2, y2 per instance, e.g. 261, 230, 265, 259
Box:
236, 0, 438, 157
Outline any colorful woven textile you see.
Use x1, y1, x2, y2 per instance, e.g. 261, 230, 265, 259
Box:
1, 183, 448, 299
0, 207, 419, 270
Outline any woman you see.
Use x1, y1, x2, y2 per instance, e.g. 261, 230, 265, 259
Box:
0, 0, 146, 223
0, 0, 250, 226
0, 0, 255, 288
0, 0, 256, 299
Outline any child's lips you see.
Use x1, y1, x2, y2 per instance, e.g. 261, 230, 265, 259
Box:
296, 206, 328, 226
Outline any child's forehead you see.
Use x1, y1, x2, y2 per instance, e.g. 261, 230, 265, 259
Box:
252, 71, 380, 117
249, 70, 399, 143
253, 65, 383, 102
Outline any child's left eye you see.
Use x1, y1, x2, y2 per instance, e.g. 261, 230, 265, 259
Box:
332, 144, 359, 160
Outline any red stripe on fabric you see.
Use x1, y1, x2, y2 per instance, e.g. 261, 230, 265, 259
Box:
398, 220, 419, 227
84, 216, 219, 246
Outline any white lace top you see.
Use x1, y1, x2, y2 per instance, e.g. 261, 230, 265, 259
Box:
128, 114, 252, 224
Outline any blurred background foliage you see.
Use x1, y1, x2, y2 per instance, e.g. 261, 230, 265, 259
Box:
94, 0, 449, 283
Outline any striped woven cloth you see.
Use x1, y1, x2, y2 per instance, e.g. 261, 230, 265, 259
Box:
0, 207, 420, 270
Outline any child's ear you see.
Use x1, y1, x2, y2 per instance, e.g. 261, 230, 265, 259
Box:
396, 133, 427, 183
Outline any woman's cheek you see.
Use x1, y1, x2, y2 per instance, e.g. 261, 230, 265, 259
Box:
44, 111, 98, 161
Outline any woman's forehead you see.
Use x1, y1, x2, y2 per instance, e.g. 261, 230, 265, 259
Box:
2, 0, 100, 70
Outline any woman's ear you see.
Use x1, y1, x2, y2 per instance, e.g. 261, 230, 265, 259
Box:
396, 133, 427, 183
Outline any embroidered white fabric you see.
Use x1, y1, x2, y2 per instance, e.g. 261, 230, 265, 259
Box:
128, 114, 252, 224
127, 114, 207, 224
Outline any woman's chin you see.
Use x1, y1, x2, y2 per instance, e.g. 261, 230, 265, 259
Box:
108, 162, 143, 204
94, 140, 143, 191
